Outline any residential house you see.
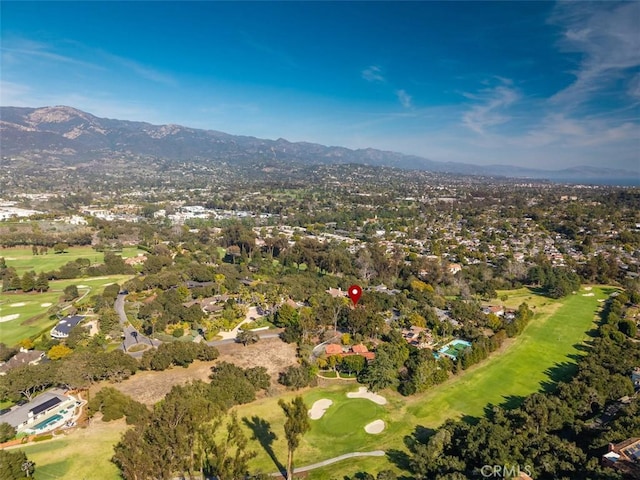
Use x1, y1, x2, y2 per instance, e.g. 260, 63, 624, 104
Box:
0, 349, 46, 376
447, 263, 462, 275
50, 315, 85, 339
402, 326, 433, 348
603, 437, 640, 479
483, 306, 505, 317
326, 287, 347, 298
324, 343, 375, 361
124, 254, 148, 266
0, 391, 76, 434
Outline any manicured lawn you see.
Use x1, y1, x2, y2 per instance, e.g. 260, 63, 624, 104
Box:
14, 419, 128, 480
236, 286, 612, 475
1, 246, 143, 275
0, 275, 133, 346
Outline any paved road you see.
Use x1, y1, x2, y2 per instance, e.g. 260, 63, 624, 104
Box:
206, 331, 281, 347
115, 294, 160, 357
269, 451, 386, 477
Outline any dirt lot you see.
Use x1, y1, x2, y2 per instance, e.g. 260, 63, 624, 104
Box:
95, 337, 298, 405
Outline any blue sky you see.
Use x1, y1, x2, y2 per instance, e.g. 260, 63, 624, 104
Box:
1, 1, 638, 171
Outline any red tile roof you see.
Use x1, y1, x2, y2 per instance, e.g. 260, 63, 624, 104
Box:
325, 344, 343, 355
351, 344, 369, 353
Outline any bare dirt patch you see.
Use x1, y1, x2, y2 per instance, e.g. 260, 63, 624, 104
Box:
102, 337, 298, 405
308, 399, 333, 420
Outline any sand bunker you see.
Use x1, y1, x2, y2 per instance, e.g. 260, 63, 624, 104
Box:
41, 303, 52, 307
0, 314, 20, 323
364, 419, 385, 434
584, 286, 592, 291
77, 285, 88, 289
347, 387, 387, 405
308, 399, 333, 420
9, 302, 26, 307
582, 293, 594, 297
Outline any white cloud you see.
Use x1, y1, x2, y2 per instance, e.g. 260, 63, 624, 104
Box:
362, 65, 385, 83
548, 1, 640, 108
461, 81, 519, 134
1, 38, 103, 70
99, 52, 178, 86
395, 89, 413, 109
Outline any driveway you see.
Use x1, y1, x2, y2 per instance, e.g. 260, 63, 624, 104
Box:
114, 293, 160, 357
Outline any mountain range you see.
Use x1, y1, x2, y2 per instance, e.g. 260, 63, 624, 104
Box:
1, 106, 637, 185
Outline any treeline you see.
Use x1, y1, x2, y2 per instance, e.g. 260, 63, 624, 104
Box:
528, 264, 581, 299
0, 231, 92, 248
112, 362, 272, 480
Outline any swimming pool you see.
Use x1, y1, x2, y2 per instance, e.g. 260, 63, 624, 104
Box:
32, 414, 63, 431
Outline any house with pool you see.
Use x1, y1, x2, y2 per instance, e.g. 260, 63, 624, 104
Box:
0, 390, 83, 435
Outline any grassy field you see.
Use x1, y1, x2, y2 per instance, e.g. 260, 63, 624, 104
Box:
0, 275, 133, 346
1, 246, 144, 275
236, 285, 612, 475
13, 418, 129, 480
10, 286, 612, 479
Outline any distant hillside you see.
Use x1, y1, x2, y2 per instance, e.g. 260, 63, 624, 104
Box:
1, 106, 637, 184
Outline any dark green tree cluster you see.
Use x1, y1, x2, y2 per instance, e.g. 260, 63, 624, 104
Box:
209, 362, 270, 409
278, 362, 315, 389
1, 269, 49, 293
139, 342, 218, 371
138, 288, 205, 334
0, 422, 17, 442
0, 449, 35, 480
601, 292, 639, 340
528, 264, 581, 299
88, 387, 149, 424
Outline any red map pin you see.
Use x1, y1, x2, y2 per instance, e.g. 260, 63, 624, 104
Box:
348, 285, 362, 306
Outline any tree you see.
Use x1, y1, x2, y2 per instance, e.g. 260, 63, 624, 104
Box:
53, 242, 69, 254
47, 344, 73, 360
359, 348, 399, 392
236, 330, 260, 346
278, 396, 310, 480
34, 272, 49, 292
0, 449, 35, 479
199, 413, 256, 480
0, 422, 16, 442
20, 271, 36, 292
63, 284, 79, 301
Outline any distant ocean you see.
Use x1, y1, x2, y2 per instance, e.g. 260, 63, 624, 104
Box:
551, 177, 640, 187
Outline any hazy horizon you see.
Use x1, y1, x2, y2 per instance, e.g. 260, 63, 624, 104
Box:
1, 1, 638, 172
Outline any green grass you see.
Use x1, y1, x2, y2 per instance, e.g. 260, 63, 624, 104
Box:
15, 420, 128, 480
236, 285, 612, 475
1, 246, 143, 275
0, 275, 133, 346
